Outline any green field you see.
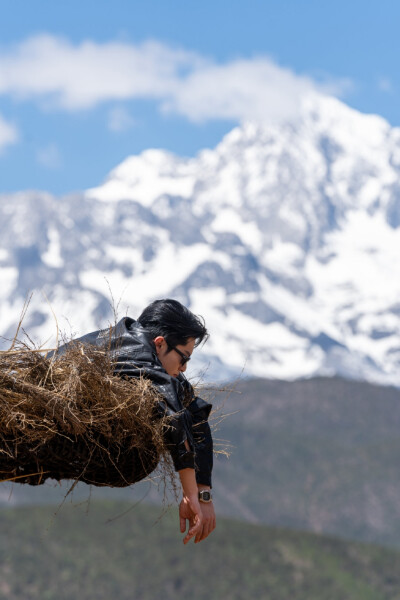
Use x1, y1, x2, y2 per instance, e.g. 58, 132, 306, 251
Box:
1, 500, 400, 600
4, 376, 400, 550
210, 377, 400, 546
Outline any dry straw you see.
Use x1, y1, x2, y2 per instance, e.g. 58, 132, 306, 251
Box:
0, 340, 175, 489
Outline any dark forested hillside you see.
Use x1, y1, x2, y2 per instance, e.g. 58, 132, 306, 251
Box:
3, 376, 400, 548
1, 500, 400, 600
209, 376, 400, 546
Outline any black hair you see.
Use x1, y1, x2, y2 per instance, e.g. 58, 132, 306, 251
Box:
138, 299, 209, 349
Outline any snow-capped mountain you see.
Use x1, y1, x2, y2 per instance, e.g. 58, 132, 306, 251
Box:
1, 93, 400, 385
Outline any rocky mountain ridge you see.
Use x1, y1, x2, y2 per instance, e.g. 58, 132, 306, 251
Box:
1, 94, 400, 384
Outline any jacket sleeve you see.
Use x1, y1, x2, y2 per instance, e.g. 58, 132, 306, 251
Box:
182, 383, 213, 488
161, 405, 195, 471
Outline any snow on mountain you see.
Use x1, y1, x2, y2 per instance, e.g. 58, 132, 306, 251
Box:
1, 93, 400, 384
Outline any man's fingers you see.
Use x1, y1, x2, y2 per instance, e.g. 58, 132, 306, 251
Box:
195, 527, 207, 543
186, 520, 215, 544
180, 516, 186, 533
194, 525, 204, 544
195, 520, 214, 543
183, 516, 201, 544
189, 515, 201, 536
183, 506, 216, 544
183, 527, 197, 544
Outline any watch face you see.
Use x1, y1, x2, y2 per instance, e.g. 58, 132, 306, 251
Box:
200, 491, 211, 502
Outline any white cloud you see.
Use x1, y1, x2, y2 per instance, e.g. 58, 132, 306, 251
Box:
0, 113, 18, 151
36, 143, 62, 169
108, 106, 136, 132
163, 58, 349, 123
0, 35, 350, 124
378, 77, 393, 93
0, 35, 197, 110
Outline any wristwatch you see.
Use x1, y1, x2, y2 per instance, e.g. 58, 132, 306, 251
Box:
198, 490, 213, 503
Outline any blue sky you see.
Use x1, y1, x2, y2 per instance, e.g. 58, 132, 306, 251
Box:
1, 0, 399, 194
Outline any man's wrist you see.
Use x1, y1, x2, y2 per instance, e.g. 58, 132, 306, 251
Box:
179, 468, 198, 498
197, 483, 211, 491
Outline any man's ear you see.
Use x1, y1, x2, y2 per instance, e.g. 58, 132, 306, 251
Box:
153, 336, 165, 354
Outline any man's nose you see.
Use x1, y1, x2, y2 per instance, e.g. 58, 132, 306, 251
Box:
179, 362, 187, 372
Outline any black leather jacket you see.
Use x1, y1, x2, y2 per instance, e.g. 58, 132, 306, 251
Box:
59, 317, 213, 487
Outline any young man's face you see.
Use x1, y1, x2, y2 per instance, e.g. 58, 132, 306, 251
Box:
153, 336, 196, 378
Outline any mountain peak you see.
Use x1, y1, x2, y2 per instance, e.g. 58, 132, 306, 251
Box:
2, 94, 400, 386
85, 148, 195, 206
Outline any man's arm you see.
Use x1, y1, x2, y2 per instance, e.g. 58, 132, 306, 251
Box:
187, 396, 213, 488
180, 386, 216, 543
178, 467, 203, 544
178, 442, 216, 544
191, 404, 216, 543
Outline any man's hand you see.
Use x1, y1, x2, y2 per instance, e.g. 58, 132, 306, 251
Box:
179, 494, 203, 545
194, 500, 216, 543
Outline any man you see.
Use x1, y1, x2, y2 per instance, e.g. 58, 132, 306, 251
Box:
69, 298, 215, 545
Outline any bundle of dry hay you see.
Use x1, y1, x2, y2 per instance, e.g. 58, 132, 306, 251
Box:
0, 341, 175, 488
